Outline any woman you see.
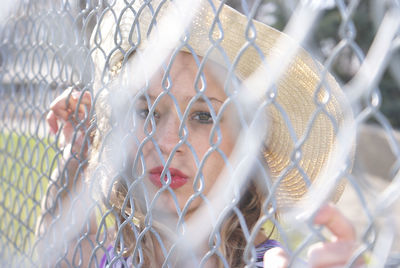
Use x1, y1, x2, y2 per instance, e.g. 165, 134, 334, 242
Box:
41, 0, 360, 267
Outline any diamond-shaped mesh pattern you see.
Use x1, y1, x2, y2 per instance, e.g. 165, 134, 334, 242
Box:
1, 0, 400, 267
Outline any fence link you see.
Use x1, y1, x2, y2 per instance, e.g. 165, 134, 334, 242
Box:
1, 0, 400, 267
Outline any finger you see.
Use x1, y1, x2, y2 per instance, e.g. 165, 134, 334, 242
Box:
70, 129, 89, 157
313, 203, 356, 241
264, 247, 289, 268
307, 241, 357, 268
46, 110, 59, 134
51, 89, 91, 121
61, 121, 74, 144
51, 106, 71, 121
71, 91, 92, 118
49, 91, 76, 121
73, 90, 91, 106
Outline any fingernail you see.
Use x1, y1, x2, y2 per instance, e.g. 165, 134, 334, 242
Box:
71, 90, 80, 99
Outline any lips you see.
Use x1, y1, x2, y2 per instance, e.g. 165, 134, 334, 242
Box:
148, 166, 189, 189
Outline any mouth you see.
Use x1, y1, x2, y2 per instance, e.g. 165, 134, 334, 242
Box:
148, 166, 189, 189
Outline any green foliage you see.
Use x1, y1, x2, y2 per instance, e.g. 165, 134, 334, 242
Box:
0, 131, 57, 260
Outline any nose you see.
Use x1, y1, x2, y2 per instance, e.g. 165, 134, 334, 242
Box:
155, 112, 183, 156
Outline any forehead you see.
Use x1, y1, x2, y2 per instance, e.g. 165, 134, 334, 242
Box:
147, 51, 227, 98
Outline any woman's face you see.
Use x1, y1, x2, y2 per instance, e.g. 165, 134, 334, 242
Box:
133, 52, 236, 217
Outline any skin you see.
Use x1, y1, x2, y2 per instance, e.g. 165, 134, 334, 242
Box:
47, 52, 238, 266
264, 203, 362, 268
46, 88, 101, 268
48, 53, 235, 217
47, 88, 92, 159
134, 52, 236, 217
47, 52, 361, 268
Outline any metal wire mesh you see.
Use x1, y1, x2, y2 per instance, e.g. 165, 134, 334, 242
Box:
1, 0, 400, 267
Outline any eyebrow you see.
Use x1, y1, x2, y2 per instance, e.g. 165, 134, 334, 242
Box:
189, 96, 224, 105
137, 94, 224, 104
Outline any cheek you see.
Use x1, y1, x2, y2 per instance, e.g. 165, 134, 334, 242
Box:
201, 148, 231, 190
127, 130, 153, 171
217, 122, 237, 157
213, 106, 239, 157
135, 120, 153, 138
220, 134, 235, 156
199, 128, 236, 178
190, 122, 236, 160
187, 124, 212, 154
190, 138, 211, 160
133, 122, 153, 153
139, 139, 155, 163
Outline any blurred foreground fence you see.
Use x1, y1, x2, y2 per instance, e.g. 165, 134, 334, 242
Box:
1, 0, 400, 267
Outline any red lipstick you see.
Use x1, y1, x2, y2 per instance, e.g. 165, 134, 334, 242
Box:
148, 166, 189, 189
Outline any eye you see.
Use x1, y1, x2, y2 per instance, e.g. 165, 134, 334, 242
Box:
136, 108, 149, 119
136, 108, 160, 120
191, 111, 213, 124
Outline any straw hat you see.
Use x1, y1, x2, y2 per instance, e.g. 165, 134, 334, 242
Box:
90, 0, 353, 206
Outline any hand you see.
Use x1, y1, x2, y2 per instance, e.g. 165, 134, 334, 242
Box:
263, 204, 362, 268
307, 203, 363, 268
47, 87, 92, 156
38, 88, 95, 266
263, 247, 289, 268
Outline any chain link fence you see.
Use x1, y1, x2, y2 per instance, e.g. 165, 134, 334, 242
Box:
1, 0, 400, 267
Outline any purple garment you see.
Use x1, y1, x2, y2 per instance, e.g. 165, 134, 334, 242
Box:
255, 239, 281, 267
100, 240, 280, 267
99, 245, 131, 268
99, 246, 112, 268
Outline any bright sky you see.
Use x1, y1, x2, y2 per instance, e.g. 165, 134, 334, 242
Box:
0, 0, 15, 23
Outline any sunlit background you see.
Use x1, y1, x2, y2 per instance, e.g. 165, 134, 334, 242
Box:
1, 0, 400, 266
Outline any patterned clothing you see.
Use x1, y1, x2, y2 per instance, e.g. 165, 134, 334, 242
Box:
255, 239, 281, 267
100, 239, 280, 267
